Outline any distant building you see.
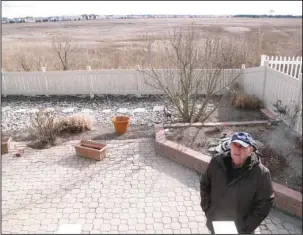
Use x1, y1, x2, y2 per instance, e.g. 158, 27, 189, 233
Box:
69, 15, 84, 20
2, 17, 9, 23
87, 14, 97, 20
24, 17, 35, 23
96, 15, 106, 20
13, 18, 24, 23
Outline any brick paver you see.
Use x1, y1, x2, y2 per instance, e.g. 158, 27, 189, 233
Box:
2, 138, 302, 234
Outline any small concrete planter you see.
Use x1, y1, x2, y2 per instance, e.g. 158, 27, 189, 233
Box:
2, 137, 12, 154
74, 140, 106, 161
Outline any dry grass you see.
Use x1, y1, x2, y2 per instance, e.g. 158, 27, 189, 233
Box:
232, 92, 264, 109
58, 115, 93, 133
30, 111, 92, 148
30, 110, 61, 146
2, 18, 302, 71
260, 145, 289, 177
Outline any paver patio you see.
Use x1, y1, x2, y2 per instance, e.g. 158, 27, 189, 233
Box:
2, 138, 302, 234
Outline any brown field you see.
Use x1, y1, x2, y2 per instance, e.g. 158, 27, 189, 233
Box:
2, 18, 302, 71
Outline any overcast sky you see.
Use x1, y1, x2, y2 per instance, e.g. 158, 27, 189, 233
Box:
2, 1, 302, 18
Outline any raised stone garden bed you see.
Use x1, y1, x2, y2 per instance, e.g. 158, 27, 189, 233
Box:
155, 122, 302, 218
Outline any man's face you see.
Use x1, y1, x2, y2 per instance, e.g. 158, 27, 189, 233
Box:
230, 142, 253, 167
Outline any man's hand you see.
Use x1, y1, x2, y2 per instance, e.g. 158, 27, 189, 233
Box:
200, 159, 215, 213
243, 170, 274, 233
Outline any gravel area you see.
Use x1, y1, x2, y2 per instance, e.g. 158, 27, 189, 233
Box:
1, 95, 187, 134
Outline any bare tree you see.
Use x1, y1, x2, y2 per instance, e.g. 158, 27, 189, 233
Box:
51, 36, 78, 70
138, 26, 243, 123
16, 52, 35, 71
35, 54, 48, 69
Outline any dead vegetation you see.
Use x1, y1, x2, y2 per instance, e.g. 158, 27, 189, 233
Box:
138, 26, 243, 123
232, 92, 264, 109
259, 145, 289, 177
29, 110, 92, 148
15, 52, 36, 71
30, 110, 61, 146
58, 115, 93, 133
2, 18, 302, 71
51, 36, 78, 71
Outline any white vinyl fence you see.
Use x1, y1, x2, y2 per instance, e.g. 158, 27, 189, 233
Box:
1, 62, 302, 135
243, 66, 302, 135
1, 69, 242, 96
260, 55, 302, 79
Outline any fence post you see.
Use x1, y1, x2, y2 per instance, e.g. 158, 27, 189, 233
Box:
136, 69, 142, 97
2, 68, 7, 96
262, 61, 269, 101
87, 66, 94, 98
41, 67, 49, 96
260, 55, 267, 66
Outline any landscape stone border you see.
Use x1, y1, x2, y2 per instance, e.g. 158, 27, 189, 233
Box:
154, 122, 302, 218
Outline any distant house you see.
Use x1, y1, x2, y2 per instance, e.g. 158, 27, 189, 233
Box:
96, 15, 106, 20
24, 17, 35, 23
69, 15, 83, 20
13, 18, 24, 23
81, 14, 88, 20
48, 17, 55, 22
35, 17, 44, 22
2, 17, 8, 23
60, 16, 69, 21
87, 14, 98, 20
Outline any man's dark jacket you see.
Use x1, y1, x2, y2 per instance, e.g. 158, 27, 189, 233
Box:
200, 151, 275, 234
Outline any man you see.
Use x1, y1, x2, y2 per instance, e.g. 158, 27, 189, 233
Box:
200, 132, 275, 234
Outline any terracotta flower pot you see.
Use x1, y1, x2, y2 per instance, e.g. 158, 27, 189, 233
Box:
74, 140, 106, 161
112, 116, 130, 135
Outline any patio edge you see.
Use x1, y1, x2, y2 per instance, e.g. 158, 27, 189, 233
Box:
154, 123, 302, 218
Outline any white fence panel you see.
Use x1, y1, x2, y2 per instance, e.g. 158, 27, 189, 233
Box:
90, 70, 143, 95
263, 67, 301, 113
242, 66, 302, 135
260, 55, 302, 79
263, 67, 302, 135
44, 71, 91, 95
2, 69, 243, 96
241, 67, 265, 98
2, 72, 47, 95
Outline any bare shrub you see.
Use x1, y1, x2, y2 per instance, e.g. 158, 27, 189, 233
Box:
30, 110, 61, 145
285, 101, 302, 130
259, 145, 288, 176
232, 92, 264, 109
138, 26, 243, 123
15, 52, 35, 71
58, 115, 93, 133
51, 36, 78, 70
